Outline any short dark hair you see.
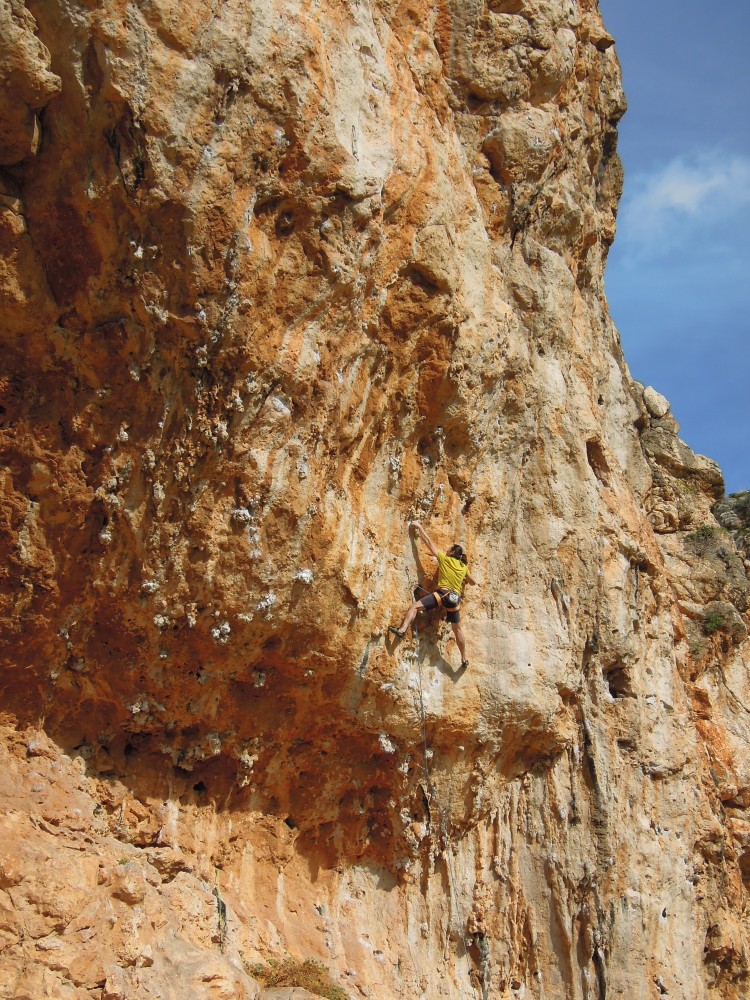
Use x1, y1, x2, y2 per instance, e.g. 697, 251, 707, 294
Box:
449, 543, 468, 565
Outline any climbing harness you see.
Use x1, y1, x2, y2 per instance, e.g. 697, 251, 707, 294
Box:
412, 583, 461, 614
405, 571, 483, 1000
434, 588, 461, 611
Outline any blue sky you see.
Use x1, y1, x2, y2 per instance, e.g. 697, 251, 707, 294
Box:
598, 0, 750, 495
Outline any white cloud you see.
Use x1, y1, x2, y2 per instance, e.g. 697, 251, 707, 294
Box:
617, 152, 750, 256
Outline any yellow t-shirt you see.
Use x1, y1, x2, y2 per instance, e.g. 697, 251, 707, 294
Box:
436, 551, 468, 593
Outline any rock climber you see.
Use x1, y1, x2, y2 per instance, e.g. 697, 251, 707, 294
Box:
389, 521, 476, 669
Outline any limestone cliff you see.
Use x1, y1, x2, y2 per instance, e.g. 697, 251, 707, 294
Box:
1, 1, 749, 998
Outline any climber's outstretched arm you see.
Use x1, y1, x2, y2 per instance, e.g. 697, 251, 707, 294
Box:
410, 520, 438, 558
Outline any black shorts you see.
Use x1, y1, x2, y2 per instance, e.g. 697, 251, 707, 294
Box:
419, 588, 461, 624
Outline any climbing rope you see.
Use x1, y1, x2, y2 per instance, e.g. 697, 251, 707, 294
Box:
406, 570, 483, 1000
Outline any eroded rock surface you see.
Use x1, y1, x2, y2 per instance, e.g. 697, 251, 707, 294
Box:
1, 1, 749, 998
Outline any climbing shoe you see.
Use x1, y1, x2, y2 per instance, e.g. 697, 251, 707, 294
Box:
389, 627, 406, 638
460, 659, 469, 669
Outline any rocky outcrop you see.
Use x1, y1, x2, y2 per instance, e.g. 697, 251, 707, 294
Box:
715, 492, 750, 571
1, 1, 749, 998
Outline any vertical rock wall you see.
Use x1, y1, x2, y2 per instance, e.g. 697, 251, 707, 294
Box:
1, 1, 749, 997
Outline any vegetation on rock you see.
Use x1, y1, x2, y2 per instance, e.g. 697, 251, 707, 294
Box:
250, 958, 349, 1000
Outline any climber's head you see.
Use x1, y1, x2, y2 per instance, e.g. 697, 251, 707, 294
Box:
449, 543, 468, 565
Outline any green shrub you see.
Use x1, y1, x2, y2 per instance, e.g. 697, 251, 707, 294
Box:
686, 524, 731, 557
689, 525, 719, 544
249, 958, 349, 1000
703, 612, 725, 636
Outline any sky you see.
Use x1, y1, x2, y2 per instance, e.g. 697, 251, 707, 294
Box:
598, 0, 750, 495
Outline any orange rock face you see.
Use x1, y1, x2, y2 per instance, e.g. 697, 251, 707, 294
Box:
1, 1, 749, 997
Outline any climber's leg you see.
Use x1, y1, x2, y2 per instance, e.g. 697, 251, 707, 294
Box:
451, 620, 468, 668
390, 593, 435, 637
